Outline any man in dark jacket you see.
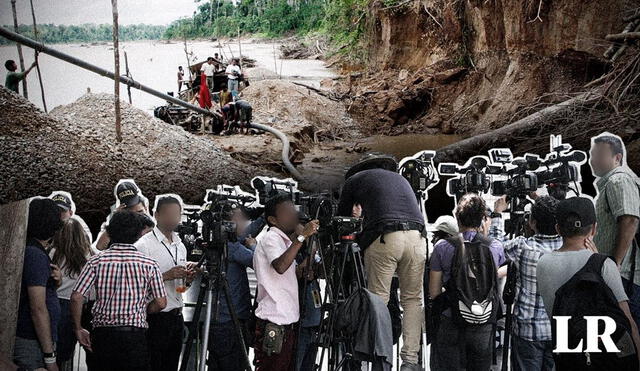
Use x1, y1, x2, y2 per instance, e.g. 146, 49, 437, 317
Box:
337, 154, 427, 371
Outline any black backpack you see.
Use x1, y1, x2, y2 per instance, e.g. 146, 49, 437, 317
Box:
552, 253, 638, 370
444, 233, 499, 326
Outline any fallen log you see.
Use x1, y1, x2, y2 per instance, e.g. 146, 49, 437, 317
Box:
434, 91, 599, 164
606, 31, 640, 41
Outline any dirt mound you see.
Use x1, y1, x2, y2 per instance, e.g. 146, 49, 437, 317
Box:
240, 79, 359, 142
0, 88, 265, 227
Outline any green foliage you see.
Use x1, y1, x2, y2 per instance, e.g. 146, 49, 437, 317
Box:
0, 23, 167, 45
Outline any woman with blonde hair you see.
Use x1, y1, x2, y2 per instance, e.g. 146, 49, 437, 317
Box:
50, 218, 93, 370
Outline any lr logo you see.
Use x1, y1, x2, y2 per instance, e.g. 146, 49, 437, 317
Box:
553, 316, 621, 353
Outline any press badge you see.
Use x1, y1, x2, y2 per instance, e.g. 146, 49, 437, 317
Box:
312, 288, 322, 308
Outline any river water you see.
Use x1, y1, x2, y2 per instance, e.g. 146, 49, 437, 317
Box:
0, 39, 335, 112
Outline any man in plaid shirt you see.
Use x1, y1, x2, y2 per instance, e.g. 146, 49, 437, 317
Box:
489, 195, 562, 371
70, 211, 167, 371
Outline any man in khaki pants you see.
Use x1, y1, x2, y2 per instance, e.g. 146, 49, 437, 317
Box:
338, 154, 427, 371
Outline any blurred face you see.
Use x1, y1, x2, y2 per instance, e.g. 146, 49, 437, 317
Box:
60, 209, 72, 221
8, 61, 17, 71
268, 201, 299, 234
231, 208, 249, 235
127, 201, 146, 214
155, 203, 182, 232
590, 142, 621, 177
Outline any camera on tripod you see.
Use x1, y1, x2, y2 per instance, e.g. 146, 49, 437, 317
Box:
439, 155, 492, 199
488, 148, 539, 198
399, 150, 439, 198
531, 135, 586, 197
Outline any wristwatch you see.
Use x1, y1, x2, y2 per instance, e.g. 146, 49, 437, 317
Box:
490, 212, 502, 218
296, 234, 306, 243
43, 351, 57, 364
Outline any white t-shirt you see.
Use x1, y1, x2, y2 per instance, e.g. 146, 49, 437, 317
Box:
49, 250, 93, 300
201, 63, 216, 77
253, 226, 299, 325
135, 227, 188, 312
225, 65, 241, 80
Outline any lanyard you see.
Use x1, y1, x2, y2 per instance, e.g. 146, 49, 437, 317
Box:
154, 230, 178, 266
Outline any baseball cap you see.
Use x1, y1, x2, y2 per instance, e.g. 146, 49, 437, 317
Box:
428, 215, 459, 236
556, 197, 596, 231
116, 181, 141, 207
50, 193, 73, 211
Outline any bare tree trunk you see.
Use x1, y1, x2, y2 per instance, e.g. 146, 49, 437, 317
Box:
111, 0, 122, 142
10, 0, 28, 98
29, 0, 47, 112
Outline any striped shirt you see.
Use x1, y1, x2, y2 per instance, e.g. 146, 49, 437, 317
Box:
73, 243, 166, 328
489, 217, 563, 341
594, 166, 640, 284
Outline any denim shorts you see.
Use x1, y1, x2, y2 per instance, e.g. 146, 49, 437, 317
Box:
13, 336, 48, 369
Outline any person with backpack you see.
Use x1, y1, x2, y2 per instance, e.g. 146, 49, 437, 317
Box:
590, 133, 640, 326
488, 195, 562, 371
537, 196, 640, 370
429, 193, 505, 371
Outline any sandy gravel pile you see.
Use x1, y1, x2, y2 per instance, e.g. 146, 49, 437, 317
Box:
0, 88, 264, 225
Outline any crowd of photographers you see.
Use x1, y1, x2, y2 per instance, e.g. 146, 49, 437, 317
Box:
7, 131, 640, 371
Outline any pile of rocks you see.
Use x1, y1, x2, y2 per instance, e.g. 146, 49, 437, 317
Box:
0, 88, 265, 226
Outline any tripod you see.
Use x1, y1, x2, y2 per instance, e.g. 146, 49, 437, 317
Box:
179, 246, 252, 371
316, 233, 367, 371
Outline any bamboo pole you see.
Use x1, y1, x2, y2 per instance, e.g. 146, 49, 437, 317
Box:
238, 26, 243, 69
111, 0, 122, 142
29, 0, 47, 112
10, 0, 28, 98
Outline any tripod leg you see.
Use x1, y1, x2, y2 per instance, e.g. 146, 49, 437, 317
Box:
220, 275, 253, 371
199, 289, 215, 371
180, 277, 208, 371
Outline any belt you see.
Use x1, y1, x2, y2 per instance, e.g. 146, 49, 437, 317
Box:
257, 318, 296, 330
382, 220, 425, 233
94, 326, 146, 333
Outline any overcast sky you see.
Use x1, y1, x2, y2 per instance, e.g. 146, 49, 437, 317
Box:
1, 0, 200, 26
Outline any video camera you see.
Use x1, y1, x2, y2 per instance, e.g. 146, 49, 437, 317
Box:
439, 156, 492, 199
398, 150, 439, 198
488, 149, 539, 198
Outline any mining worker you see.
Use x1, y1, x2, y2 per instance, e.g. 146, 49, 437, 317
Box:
4, 59, 37, 95
225, 58, 242, 95
201, 57, 216, 91
214, 53, 223, 71
235, 99, 253, 134
219, 84, 232, 108
177, 66, 185, 92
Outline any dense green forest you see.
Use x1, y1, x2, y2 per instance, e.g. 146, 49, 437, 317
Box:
163, 0, 367, 54
0, 23, 167, 45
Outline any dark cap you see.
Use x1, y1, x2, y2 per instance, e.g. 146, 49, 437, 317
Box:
116, 181, 141, 207
556, 197, 596, 230
345, 152, 398, 180
50, 193, 72, 211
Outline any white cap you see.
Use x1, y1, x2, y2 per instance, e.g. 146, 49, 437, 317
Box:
428, 215, 459, 237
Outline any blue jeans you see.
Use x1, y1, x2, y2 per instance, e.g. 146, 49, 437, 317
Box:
228, 78, 239, 94
430, 315, 493, 371
510, 334, 554, 371
296, 326, 319, 371
13, 336, 46, 369
623, 278, 640, 329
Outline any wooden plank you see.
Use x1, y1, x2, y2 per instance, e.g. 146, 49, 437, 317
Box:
0, 199, 29, 357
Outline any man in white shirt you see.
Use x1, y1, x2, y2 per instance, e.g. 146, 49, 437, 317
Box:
225, 58, 242, 95
253, 194, 319, 371
135, 194, 194, 371
201, 57, 217, 91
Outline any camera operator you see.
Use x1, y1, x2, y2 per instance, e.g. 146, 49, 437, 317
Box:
253, 194, 319, 371
429, 193, 505, 371
71, 211, 167, 371
488, 195, 562, 371
337, 155, 426, 371
94, 180, 150, 251
134, 195, 196, 371
590, 133, 640, 325
207, 206, 257, 371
